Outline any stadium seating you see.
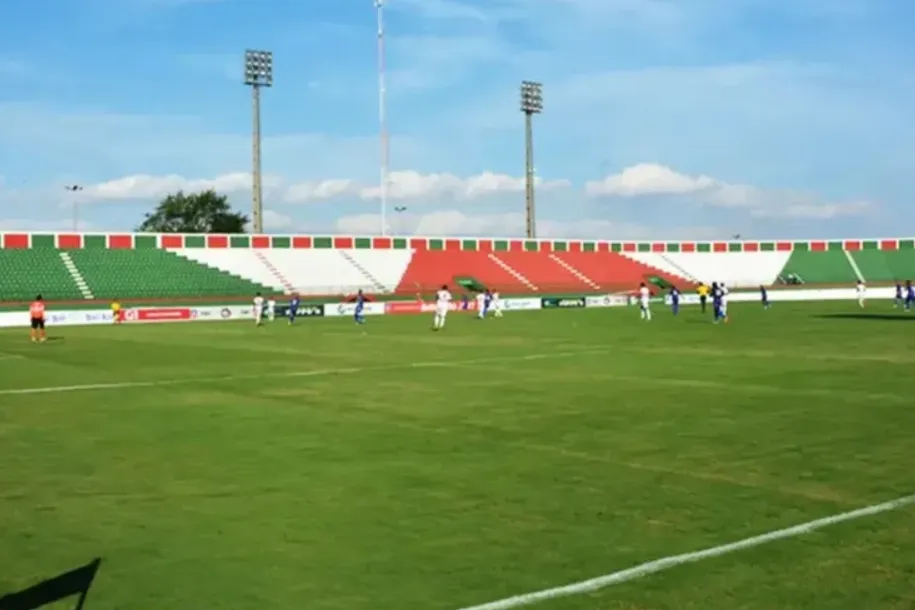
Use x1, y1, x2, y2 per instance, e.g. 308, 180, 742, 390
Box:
69, 249, 273, 299
778, 250, 857, 284
553, 251, 688, 291
623, 252, 792, 287
398, 251, 529, 293
849, 250, 915, 283
0, 233, 913, 303
0, 249, 83, 301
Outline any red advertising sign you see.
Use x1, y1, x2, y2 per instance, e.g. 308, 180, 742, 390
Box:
385, 301, 424, 314
133, 307, 192, 321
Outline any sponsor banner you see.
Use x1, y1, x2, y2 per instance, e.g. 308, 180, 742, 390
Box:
384, 300, 478, 315
501, 297, 541, 311
585, 295, 628, 308
324, 302, 386, 317
666, 294, 701, 305
274, 304, 324, 317
128, 307, 192, 322
542, 296, 586, 309
0, 309, 113, 328
385, 301, 423, 314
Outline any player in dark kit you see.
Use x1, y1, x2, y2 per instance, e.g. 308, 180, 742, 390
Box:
287, 294, 301, 325
760, 285, 769, 309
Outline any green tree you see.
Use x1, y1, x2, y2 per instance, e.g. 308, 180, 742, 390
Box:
137, 190, 248, 233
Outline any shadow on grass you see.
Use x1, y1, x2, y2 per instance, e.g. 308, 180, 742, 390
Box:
0, 558, 101, 610
815, 313, 915, 322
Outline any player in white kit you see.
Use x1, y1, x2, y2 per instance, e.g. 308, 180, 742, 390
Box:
476, 291, 487, 319
433, 284, 452, 330
639, 283, 652, 321
253, 292, 265, 325
856, 280, 866, 308
266, 296, 276, 322
492, 291, 503, 317
719, 282, 729, 322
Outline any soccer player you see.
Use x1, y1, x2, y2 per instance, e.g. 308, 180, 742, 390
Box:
432, 284, 451, 330
719, 282, 730, 323
492, 290, 503, 317
111, 298, 124, 324
638, 282, 652, 321
669, 286, 680, 316
29, 295, 47, 342
476, 291, 488, 319
855, 280, 866, 308
760, 285, 769, 309
253, 292, 265, 325
905, 280, 914, 311
697, 283, 709, 313
354, 289, 366, 324
894, 282, 903, 308
266, 296, 276, 322
711, 282, 722, 323
288, 293, 301, 325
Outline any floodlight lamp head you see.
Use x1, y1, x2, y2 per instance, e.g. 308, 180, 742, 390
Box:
244, 49, 273, 87
520, 80, 543, 114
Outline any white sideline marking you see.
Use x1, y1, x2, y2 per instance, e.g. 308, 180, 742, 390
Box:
0, 348, 608, 396
456, 493, 915, 610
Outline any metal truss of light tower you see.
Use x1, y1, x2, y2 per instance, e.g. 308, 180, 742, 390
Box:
64, 184, 83, 231
244, 49, 273, 234
375, 0, 390, 237
520, 81, 542, 239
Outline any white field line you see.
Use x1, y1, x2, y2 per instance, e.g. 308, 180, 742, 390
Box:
456, 493, 915, 610
0, 348, 610, 396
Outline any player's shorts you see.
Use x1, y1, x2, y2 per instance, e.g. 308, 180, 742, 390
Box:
640, 299, 649, 309
30, 317, 45, 329
436, 305, 449, 315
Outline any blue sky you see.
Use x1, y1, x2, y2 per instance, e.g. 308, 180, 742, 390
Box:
1, 0, 914, 239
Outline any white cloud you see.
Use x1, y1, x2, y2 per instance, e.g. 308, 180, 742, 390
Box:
286, 170, 570, 203
80, 172, 281, 201
585, 163, 716, 196
0, 218, 95, 231
75, 170, 569, 205
261, 209, 295, 230
335, 209, 725, 240
587, 163, 872, 219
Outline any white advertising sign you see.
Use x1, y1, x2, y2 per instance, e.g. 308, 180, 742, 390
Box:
323, 302, 386, 317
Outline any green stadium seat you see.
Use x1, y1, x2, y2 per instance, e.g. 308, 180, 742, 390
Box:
778, 251, 858, 284
848, 250, 915, 283
0, 250, 83, 301
66, 249, 273, 299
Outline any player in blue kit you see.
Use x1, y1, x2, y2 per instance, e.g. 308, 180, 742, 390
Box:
354, 290, 366, 324
287, 294, 300, 325
711, 282, 725, 323
905, 281, 914, 311
669, 286, 680, 316
760, 285, 769, 309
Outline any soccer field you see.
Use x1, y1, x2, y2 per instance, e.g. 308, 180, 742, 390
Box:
1, 301, 913, 610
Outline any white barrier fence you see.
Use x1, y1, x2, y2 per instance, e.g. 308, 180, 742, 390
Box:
0, 287, 897, 328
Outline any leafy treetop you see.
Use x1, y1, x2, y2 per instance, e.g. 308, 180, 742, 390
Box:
137, 190, 248, 233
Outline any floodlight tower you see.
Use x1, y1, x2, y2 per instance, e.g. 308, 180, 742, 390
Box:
64, 184, 83, 231
244, 49, 273, 234
375, 0, 389, 236
520, 81, 542, 239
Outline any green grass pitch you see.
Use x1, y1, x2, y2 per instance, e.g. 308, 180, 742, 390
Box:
1, 301, 913, 610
